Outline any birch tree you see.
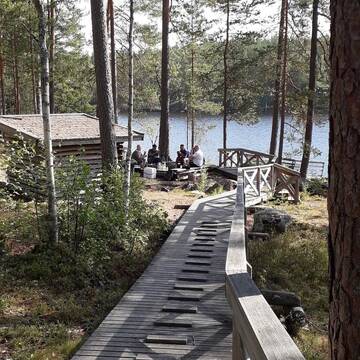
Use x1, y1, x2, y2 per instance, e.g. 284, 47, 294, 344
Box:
33, 0, 59, 244
125, 0, 134, 211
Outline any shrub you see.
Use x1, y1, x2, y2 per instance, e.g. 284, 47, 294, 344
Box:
305, 178, 328, 197
197, 168, 208, 193
1, 156, 169, 286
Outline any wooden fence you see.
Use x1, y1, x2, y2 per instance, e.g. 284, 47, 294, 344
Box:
241, 163, 300, 203
218, 148, 325, 179
218, 148, 276, 168
282, 158, 325, 178
225, 169, 305, 359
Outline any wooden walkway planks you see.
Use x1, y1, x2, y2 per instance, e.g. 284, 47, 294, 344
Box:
72, 190, 260, 360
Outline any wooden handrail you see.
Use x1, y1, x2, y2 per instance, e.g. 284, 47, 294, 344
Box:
218, 148, 276, 169
273, 163, 302, 177
218, 147, 276, 158
225, 169, 305, 359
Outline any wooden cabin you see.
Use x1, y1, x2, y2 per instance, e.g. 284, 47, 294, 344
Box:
0, 113, 144, 181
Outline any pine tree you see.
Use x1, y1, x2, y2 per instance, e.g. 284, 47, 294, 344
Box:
159, 0, 170, 160
328, 0, 360, 357
300, 0, 319, 181
90, 0, 118, 169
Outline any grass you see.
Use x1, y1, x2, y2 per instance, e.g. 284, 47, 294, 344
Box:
0, 253, 137, 359
248, 194, 329, 359
0, 202, 169, 360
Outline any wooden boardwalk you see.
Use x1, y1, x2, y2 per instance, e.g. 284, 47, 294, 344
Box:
72, 190, 262, 360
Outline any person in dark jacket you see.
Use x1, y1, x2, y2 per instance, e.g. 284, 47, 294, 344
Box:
176, 144, 189, 165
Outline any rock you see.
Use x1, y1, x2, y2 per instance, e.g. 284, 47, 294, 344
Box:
184, 183, 197, 191
205, 182, 222, 194
222, 179, 237, 191
188, 173, 200, 182
253, 208, 292, 233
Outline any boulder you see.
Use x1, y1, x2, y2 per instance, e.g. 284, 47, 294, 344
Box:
253, 208, 292, 233
183, 182, 197, 191
222, 179, 237, 191
205, 182, 222, 194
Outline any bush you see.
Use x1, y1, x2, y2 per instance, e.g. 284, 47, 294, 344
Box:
55, 159, 169, 273
197, 168, 208, 193
1, 157, 169, 286
305, 178, 328, 197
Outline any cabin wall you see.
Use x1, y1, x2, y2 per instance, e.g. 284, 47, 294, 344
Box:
54, 142, 125, 176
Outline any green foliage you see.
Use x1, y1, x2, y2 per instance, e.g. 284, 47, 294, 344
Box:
4, 136, 46, 201
197, 168, 208, 193
249, 223, 328, 318
305, 178, 328, 197
0, 159, 170, 359
55, 158, 169, 271
248, 206, 328, 358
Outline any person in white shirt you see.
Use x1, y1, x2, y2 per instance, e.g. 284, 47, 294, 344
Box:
189, 144, 204, 167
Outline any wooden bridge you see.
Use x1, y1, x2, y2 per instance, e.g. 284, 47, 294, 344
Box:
73, 160, 304, 359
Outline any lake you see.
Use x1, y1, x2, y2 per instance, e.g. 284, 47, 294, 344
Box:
118, 113, 329, 166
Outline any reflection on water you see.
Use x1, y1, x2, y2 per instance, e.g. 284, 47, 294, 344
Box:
119, 113, 329, 166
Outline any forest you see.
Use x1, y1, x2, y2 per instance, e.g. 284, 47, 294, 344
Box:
0, 0, 359, 359
0, 0, 329, 116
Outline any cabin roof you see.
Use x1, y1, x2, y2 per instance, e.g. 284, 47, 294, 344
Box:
0, 113, 144, 145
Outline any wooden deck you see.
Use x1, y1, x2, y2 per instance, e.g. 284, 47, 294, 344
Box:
72, 190, 263, 360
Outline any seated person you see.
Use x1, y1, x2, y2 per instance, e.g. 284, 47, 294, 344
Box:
189, 145, 204, 167
176, 144, 189, 165
147, 144, 160, 164
131, 145, 144, 166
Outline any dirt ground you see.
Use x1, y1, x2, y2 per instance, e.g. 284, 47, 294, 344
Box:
142, 179, 200, 223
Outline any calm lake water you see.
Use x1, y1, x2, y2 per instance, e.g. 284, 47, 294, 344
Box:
119, 113, 329, 166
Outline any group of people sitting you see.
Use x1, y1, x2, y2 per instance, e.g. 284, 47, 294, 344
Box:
131, 143, 204, 168
176, 144, 204, 167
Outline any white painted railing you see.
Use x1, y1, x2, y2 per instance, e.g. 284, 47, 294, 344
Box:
225, 168, 305, 359
240, 163, 300, 203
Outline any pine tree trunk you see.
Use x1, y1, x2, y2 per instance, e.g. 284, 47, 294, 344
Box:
49, 0, 55, 113
33, 0, 58, 244
269, 0, 286, 156
12, 33, 20, 114
277, 0, 288, 164
223, 0, 230, 150
191, 46, 195, 148
0, 30, 5, 115
190, 0, 195, 149
90, 0, 117, 169
0, 52, 5, 115
125, 0, 134, 213
328, 1, 360, 358
159, 0, 170, 160
300, 0, 319, 181
108, 0, 118, 123
30, 34, 38, 114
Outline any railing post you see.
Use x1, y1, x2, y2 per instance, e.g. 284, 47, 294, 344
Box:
271, 165, 276, 195
219, 150, 222, 167
294, 177, 300, 204
256, 168, 261, 197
